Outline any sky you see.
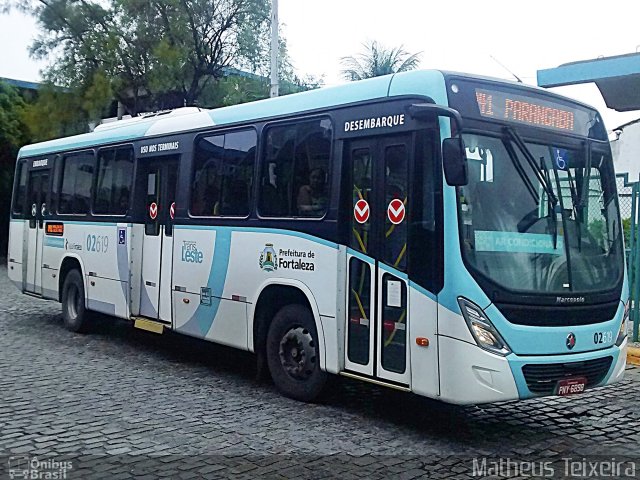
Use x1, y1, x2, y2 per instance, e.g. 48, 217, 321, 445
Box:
1, 0, 639, 131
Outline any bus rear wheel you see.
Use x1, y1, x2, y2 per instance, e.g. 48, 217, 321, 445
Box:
61, 269, 89, 333
266, 304, 326, 402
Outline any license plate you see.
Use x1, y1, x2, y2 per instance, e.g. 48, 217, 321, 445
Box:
556, 377, 587, 396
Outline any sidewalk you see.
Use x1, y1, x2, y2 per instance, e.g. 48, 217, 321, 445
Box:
629, 342, 640, 366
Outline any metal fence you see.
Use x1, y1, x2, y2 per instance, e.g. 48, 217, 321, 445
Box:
620, 173, 640, 342
617, 173, 634, 221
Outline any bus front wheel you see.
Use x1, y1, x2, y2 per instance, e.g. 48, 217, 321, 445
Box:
61, 269, 89, 333
266, 304, 326, 402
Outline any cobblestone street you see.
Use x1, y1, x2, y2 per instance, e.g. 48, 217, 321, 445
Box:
1, 266, 640, 479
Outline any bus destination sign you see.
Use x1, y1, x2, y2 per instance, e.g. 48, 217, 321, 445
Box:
474, 88, 593, 134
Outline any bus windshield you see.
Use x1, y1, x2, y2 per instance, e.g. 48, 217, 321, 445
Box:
458, 132, 623, 295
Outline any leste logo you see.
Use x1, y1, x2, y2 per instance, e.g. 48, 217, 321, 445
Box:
181, 241, 203, 263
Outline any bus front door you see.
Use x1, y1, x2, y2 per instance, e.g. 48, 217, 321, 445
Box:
139, 155, 179, 323
25, 167, 50, 295
345, 136, 412, 386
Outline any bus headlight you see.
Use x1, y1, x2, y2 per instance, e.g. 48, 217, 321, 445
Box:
616, 299, 630, 346
458, 298, 511, 356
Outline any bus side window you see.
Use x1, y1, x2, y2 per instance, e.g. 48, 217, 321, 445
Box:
408, 132, 441, 293
11, 161, 27, 217
191, 130, 256, 217
294, 122, 331, 217
259, 118, 332, 218
94, 147, 134, 215
191, 135, 224, 216
58, 152, 96, 215
260, 128, 294, 217
219, 130, 256, 217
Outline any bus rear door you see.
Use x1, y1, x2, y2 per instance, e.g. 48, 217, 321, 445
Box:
139, 155, 179, 323
344, 135, 413, 386
24, 159, 51, 295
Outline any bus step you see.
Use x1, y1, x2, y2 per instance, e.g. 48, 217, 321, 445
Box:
133, 317, 165, 334
339, 371, 411, 392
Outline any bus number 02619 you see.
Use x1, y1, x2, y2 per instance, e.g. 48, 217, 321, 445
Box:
593, 331, 613, 345
86, 234, 109, 253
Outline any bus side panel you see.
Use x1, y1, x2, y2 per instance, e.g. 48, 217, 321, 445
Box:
331, 246, 348, 374
171, 226, 339, 367
408, 287, 439, 398
172, 227, 248, 349
8, 220, 25, 290
41, 225, 64, 300
129, 224, 144, 317
231, 230, 339, 370
62, 222, 131, 319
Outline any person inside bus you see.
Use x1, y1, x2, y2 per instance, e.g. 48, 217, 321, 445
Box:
297, 167, 327, 216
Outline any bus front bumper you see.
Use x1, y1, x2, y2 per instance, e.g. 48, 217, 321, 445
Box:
437, 335, 627, 405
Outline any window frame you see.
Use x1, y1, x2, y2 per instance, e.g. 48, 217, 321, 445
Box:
188, 127, 258, 219
91, 144, 135, 217
56, 149, 97, 216
257, 115, 333, 220
11, 159, 28, 218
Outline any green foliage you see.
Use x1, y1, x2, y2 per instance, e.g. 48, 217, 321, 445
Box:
200, 76, 270, 108
588, 219, 606, 249
341, 41, 422, 81
2, 0, 315, 125
623, 217, 632, 248
5, 0, 275, 115
19, 77, 111, 142
0, 81, 30, 254
0, 81, 28, 152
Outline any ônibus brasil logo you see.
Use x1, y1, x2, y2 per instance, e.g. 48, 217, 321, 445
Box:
259, 244, 278, 272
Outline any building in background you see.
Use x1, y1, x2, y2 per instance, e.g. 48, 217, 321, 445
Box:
612, 118, 640, 182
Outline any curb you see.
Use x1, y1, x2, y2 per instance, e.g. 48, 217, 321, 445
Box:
628, 346, 640, 366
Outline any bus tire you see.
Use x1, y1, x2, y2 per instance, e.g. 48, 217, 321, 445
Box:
266, 304, 326, 402
61, 269, 89, 333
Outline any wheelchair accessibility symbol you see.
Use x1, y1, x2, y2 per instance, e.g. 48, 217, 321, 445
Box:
554, 148, 567, 170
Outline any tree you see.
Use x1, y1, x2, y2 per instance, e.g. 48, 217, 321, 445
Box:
341, 41, 422, 81
0, 81, 30, 255
3, 0, 273, 116
20, 72, 112, 142
2, 0, 319, 140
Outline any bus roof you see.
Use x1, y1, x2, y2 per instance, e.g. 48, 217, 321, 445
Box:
18, 70, 452, 159
17, 69, 599, 158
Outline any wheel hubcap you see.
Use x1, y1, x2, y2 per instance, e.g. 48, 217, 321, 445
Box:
278, 327, 315, 380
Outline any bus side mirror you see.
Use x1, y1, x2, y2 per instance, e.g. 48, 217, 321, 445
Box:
443, 137, 468, 186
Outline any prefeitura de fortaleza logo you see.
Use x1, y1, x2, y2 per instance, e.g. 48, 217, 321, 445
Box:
259, 243, 278, 272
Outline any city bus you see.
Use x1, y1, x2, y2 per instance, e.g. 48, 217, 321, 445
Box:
8, 70, 628, 404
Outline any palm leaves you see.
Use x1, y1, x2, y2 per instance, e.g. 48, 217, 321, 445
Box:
341, 41, 422, 81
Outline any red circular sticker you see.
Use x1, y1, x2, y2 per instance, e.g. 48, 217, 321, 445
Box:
169, 202, 175, 220
387, 198, 405, 225
149, 202, 158, 220
354, 199, 370, 224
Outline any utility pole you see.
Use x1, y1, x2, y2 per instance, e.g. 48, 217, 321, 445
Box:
270, 0, 279, 98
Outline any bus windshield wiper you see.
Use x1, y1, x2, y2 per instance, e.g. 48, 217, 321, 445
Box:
574, 142, 594, 251
503, 127, 558, 208
503, 127, 559, 248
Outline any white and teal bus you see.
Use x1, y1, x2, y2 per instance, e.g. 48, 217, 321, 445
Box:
8, 70, 628, 404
